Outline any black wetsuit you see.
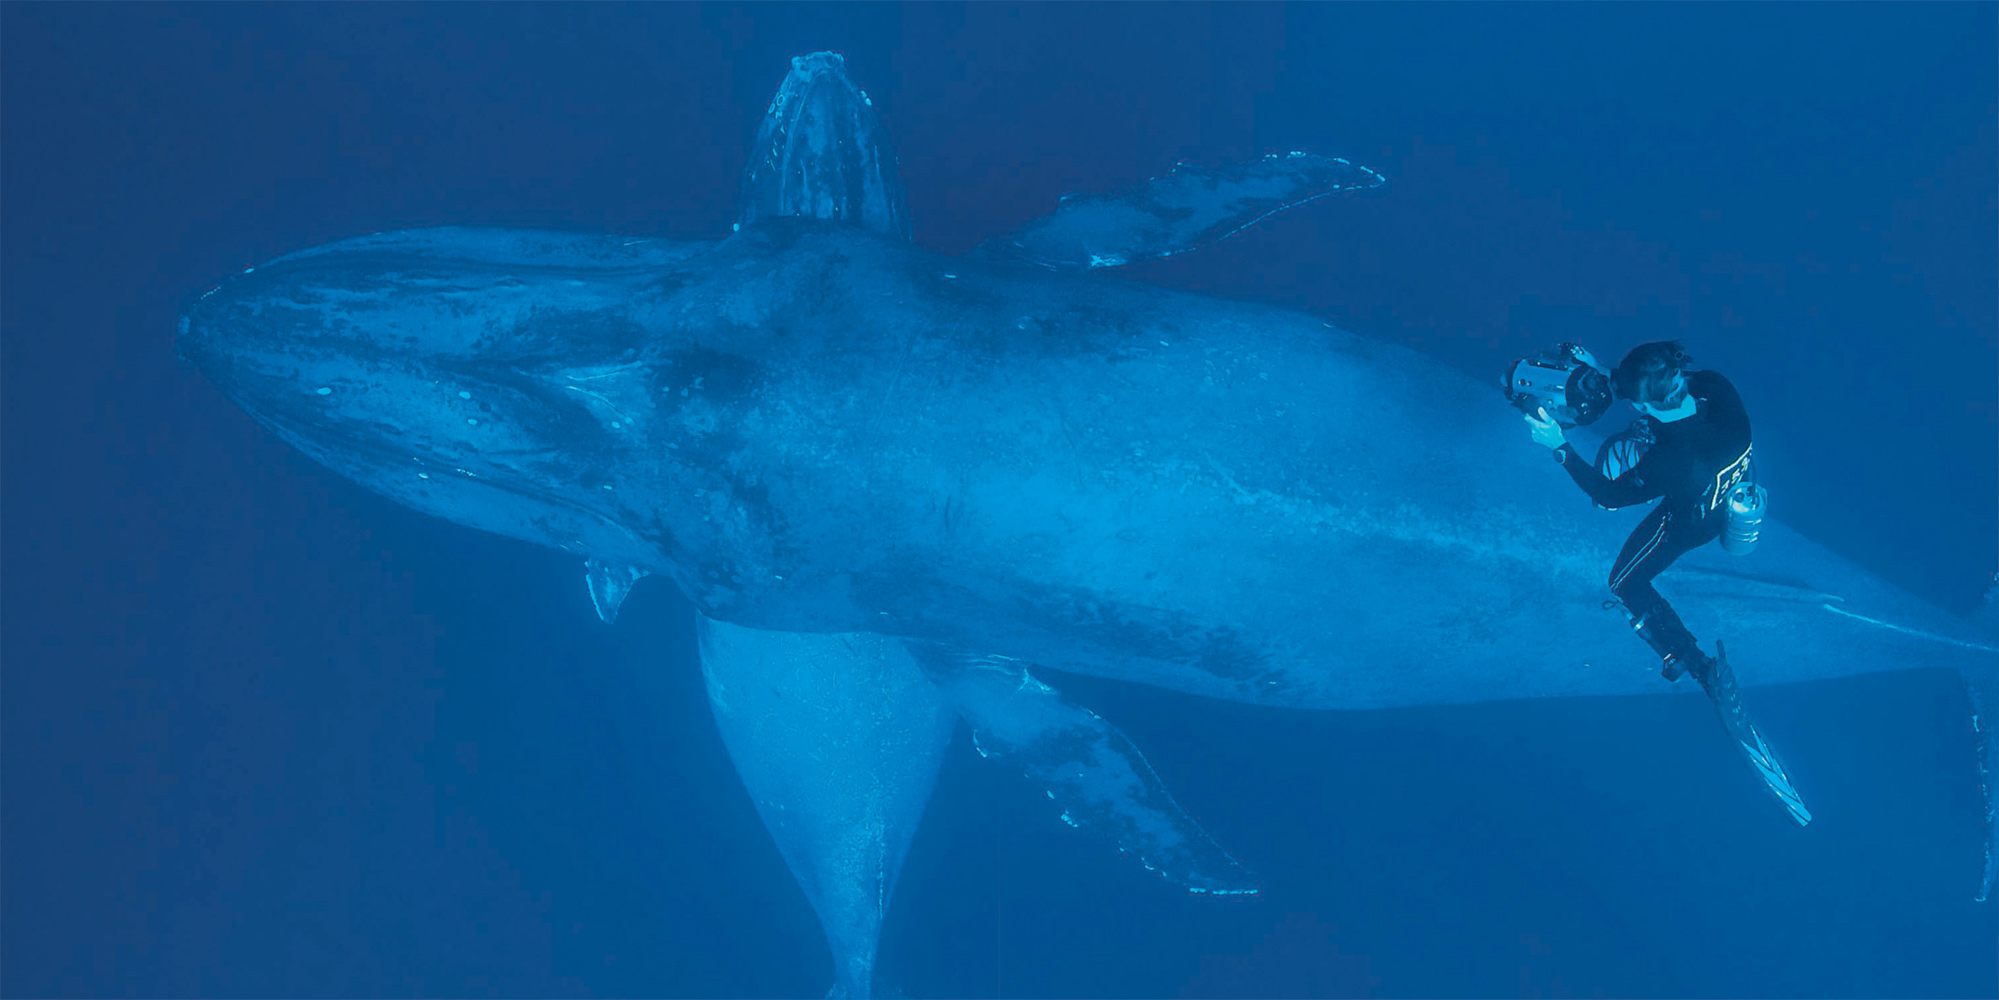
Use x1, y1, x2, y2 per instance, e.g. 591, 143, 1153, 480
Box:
1553, 369, 1753, 663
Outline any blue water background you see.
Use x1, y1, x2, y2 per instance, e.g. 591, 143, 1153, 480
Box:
3, 4, 1994, 997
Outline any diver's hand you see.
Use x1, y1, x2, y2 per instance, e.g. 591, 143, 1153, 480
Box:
1570, 345, 1609, 377
1525, 407, 1567, 450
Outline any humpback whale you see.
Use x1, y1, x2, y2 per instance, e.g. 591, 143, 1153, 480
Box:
178, 53, 1997, 997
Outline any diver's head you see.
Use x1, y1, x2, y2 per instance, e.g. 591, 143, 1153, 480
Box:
1615, 341, 1697, 422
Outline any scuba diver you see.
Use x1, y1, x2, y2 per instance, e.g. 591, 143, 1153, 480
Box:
1509, 341, 1806, 826
1520, 341, 1755, 685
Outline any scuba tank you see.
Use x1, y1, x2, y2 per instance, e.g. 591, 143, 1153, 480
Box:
1721, 480, 1767, 555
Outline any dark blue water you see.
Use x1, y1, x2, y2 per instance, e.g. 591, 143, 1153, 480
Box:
4, 4, 1993, 997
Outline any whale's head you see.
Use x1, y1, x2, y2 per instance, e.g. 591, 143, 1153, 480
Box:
177, 228, 708, 565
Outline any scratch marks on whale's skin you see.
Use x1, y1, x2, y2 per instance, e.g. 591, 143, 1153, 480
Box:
563, 383, 631, 424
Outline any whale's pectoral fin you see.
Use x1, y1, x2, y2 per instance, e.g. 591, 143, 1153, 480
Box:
583, 558, 649, 624
915, 646, 1258, 897
1959, 660, 1998, 902
1971, 576, 1999, 902
976, 152, 1383, 273
698, 618, 957, 999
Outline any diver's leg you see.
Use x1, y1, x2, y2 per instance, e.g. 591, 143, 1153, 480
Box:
1629, 596, 1711, 684
1608, 509, 1719, 682
1607, 505, 1673, 622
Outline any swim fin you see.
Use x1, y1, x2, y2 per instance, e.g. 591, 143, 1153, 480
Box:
1701, 640, 1812, 826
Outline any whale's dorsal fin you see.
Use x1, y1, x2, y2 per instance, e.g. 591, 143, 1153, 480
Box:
584, 558, 648, 624
914, 644, 1259, 897
977, 152, 1383, 273
736, 51, 911, 241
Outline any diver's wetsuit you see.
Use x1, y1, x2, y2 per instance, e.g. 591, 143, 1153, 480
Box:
1552, 369, 1753, 673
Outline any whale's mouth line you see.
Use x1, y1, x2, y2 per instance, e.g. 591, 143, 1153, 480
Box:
240, 391, 633, 539
204, 340, 665, 560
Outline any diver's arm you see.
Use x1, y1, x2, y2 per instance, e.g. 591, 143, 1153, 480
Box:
1527, 406, 1667, 509
1555, 443, 1666, 509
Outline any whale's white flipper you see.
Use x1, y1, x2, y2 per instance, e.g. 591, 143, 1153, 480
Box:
1960, 660, 1998, 903
697, 619, 955, 999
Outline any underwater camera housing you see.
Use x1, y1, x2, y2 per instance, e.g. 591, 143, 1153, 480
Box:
1503, 342, 1613, 428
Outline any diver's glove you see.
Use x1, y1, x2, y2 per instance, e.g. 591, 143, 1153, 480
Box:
1524, 406, 1567, 450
